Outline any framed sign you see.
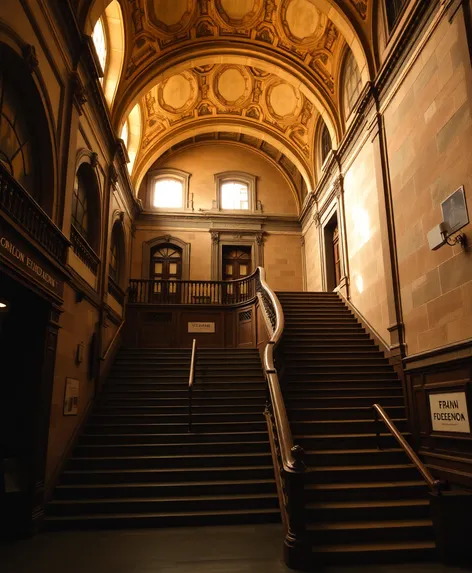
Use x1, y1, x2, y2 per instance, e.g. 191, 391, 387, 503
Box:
441, 186, 469, 234
429, 391, 470, 434
188, 321, 215, 333
63, 378, 80, 416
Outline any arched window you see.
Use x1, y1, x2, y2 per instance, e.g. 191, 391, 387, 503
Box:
147, 169, 190, 210
91, 0, 125, 108
386, 0, 408, 31
342, 49, 363, 120
320, 123, 332, 165
0, 69, 38, 201
72, 163, 100, 253
92, 17, 107, 80
109, 221, 125, 285
214, 172, 258, 212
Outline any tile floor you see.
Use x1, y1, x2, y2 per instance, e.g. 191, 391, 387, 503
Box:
0, 524, 471, 573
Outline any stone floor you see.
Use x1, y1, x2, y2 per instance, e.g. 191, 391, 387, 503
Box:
0, 524, 471, 573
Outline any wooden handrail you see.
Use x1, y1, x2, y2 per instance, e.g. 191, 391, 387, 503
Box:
257, 266, 303, 473
373, 403, 445, 494
100, 320, 125, 361
188, 338, 196, 432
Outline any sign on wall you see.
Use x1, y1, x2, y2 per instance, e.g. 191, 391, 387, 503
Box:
429, 392, 470, 433
63, 378, 80, 416
188, 321, 215, 333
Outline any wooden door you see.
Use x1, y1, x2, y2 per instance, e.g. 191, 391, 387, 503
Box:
150, 244, 182, 302
222, 246, 251, 303
333, 226, 341, 288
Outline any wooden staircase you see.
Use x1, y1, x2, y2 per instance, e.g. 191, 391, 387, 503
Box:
46, 348, 280, 529
276, 291, 436, 565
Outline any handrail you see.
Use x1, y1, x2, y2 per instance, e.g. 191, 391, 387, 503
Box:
256, 267, 303, 474
373, 403, 445, 494
188, 338, 196, 432
100, 320, 125, 361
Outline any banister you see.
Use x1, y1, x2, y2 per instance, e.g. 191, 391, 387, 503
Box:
256, 268, 303, 473
188, 338, 196, 432
100, 319, 125, 361
372, 403, 445, 494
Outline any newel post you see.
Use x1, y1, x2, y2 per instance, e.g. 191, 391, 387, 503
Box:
283, 445, 310, 570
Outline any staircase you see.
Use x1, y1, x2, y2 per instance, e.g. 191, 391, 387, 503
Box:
276, 291, 436, 565
46, 348, 279, 529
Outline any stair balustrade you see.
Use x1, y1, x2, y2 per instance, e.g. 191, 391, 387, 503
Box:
128, 272, 257, 305
255, 267, 307, 568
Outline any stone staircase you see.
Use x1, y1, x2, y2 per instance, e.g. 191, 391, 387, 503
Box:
46, 348, 279, 529
276, 291, 436, 565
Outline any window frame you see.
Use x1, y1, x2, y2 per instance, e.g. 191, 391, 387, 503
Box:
147, 168, 191, 212
214, 171, 259, 213
92, 15, 109, 81
385, 0, 409, 34
341, 48, 363, 123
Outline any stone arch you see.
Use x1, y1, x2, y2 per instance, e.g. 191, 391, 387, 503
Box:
0, 27, 58, 219
133, 120, 315, 203
142, 235, 191, 280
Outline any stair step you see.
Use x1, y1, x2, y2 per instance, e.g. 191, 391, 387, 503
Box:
304, 463, 418, 484
54, 478, 277, 500
45, 507, 281, 529
80, 431, 269, 445
305, 480, 428, 502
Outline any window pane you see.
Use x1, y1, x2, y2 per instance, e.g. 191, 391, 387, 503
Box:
225, 264, 233, 276
153, 179, 183, 208
93, 18, 107, 77
239, 264, 248, 276
169, 262, 178, 275
154, 262, 163, 274
221, 182, 250, 210
121, 121, 129, 149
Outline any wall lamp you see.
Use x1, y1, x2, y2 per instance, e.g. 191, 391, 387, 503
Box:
428, 222, 467, 251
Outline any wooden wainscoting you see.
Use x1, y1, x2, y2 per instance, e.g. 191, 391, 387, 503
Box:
405, 344, 472, 488
124, 303, 256, 349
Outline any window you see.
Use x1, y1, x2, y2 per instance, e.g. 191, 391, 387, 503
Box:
214, 172, 258, 212
147, 169, 190, 211
120, 120, 129, 149
153, 179, 183, 209
0, 69, 37, 200
72, 162, 100, 251
320, 123, 332, 165
109, 222, 124, 284
386, 0, 408, 31
342, 49, 363, 120
221, 182, 249, 210
92, 17, 107, 80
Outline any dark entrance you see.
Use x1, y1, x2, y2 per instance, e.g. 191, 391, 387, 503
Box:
0, 270, 50, 538
324, 214, 342, 291
222, 246, 252, 303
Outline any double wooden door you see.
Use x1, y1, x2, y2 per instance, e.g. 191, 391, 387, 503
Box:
150, 244, 182, 302
222, 246, 251, 302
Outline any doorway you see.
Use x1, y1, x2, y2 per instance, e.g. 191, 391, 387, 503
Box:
150, 243, 182, 302
324, 213, 342, 291
0, 271, 49, 537
222, 246, 252, 303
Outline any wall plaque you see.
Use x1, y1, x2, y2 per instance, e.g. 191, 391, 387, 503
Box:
63, 377, 80, 416
429, 391, 470, 433
441, 186, 469, 234
188, 321, 215, 333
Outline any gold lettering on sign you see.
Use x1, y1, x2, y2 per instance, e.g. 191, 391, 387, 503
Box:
0, 236, 57, 289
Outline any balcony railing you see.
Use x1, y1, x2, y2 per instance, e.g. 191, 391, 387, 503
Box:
0, 163, 69, 264
70, 225, 100, 274
128, 272, 257, 305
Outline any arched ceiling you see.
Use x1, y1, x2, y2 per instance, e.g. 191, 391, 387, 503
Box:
80, 0, 375, 202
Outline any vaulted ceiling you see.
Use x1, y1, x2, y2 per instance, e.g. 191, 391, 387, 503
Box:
79, 0, 375, 201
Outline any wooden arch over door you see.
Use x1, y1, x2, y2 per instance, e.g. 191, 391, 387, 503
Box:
141, 235, 191, 280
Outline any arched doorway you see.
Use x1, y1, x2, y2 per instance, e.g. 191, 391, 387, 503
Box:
150, 243, 183, 302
